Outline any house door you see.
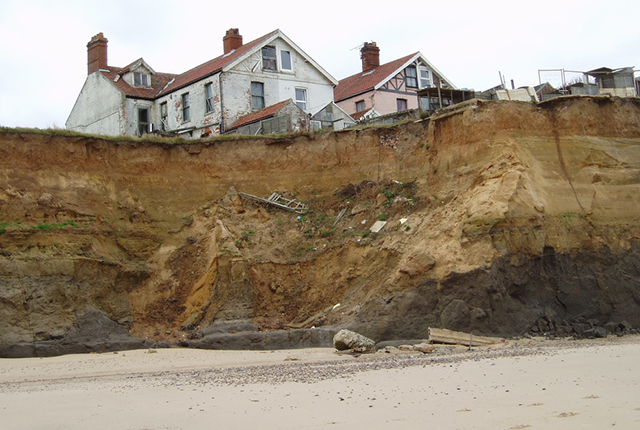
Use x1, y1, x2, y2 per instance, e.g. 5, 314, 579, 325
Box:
137, 108, 150, 136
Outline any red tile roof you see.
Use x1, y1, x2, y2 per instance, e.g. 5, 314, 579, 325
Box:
227, 99, 292, 131
351, 110, 369, 121
98, 30, 279, 100
100, 60, 176, 100
334, 53, 418, 102
159, 30, 278, 96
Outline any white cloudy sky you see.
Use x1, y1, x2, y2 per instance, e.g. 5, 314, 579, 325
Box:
0, 0, 638, 129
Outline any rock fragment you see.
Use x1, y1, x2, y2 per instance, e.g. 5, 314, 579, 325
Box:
333, 329, 375, 353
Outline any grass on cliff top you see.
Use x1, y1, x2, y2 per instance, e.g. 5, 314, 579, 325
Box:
0, 119, 416, 146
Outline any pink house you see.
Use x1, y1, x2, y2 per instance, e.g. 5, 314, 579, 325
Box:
334, 42, 456, 118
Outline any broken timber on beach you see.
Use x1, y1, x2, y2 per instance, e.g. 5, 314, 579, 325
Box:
428, 328, 502, 347
238, 191, 309, 214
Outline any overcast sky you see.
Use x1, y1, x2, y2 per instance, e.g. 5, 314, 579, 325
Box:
1, 0, 638, 129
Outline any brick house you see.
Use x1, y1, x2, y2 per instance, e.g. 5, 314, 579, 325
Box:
66, 29, 337, 137
334, 42, 456, 118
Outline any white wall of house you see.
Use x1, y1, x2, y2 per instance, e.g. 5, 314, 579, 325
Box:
155, 76, 223, 137
67, 33, 335, 138
66, 73, 124, 135
221, 38, 335, 129
123, 98, 154, 136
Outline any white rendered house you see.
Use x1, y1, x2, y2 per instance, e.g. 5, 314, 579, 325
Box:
66, 29, 338, 138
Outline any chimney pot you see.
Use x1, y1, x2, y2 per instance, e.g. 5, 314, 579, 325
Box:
87, 32, 108, 75
360, 41, 380, 73
223, 28, 243, 54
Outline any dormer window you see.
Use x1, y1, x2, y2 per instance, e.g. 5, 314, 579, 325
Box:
134, 72, 150, 87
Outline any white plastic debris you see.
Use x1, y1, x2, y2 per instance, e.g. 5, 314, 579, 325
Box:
370, 220, 387, 233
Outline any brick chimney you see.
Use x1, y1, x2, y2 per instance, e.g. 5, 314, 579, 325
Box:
360, 42, 380, 72
87, 33, 108, 75
223, 28, 243, 54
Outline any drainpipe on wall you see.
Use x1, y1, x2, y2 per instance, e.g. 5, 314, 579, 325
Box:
219, 73, 225, 133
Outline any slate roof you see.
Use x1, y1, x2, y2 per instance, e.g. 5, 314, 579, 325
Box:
226, 99, 292, 131
334, 53, 417, 102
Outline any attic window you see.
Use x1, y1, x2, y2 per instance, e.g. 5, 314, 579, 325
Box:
134, 72, 150, 87
262, 46, 277, 71
419, 67, 432, 88
281, 50, 292, 71
405, 66, 418, 88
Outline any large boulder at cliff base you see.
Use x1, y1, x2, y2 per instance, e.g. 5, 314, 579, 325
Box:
333, 329, 375, 353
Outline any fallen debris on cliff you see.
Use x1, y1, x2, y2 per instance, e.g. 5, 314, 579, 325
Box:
238, 191, 309, 214
1, 96, 640, 357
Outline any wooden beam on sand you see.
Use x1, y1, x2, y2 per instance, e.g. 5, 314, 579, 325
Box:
428, 327, 502, 347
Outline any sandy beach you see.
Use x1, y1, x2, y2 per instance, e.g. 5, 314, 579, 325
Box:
1, 336, 639, 430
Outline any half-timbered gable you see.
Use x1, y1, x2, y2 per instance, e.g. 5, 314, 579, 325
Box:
334, 42, 455, 118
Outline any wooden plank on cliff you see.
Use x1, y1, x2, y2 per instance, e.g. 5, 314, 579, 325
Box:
428, 327, 502, 347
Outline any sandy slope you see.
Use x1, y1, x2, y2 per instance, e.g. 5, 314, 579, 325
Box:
1, 337, 639, 430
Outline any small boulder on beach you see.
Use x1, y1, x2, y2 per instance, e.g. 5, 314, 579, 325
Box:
333, 329, 375, 353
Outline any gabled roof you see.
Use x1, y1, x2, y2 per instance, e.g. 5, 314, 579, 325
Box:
100, 58, 176, 100
119, 58, 156, 75
97, 29, 337, 101
158, 30, 279, 96
222, 30, 338, 87
334, 52, 456, 102
226, 99, 293, 131
308, 100, 352, 118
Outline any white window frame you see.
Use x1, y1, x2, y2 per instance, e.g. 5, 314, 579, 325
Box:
419, 66, 432, 88
295, 88, 307, 111
280, 49, 292, 71
134, 72, 149, 87
181, 92, 191, 122
205, 82, 215, 113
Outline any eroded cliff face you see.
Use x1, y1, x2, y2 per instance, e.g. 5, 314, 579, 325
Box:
1, 96, 639, 355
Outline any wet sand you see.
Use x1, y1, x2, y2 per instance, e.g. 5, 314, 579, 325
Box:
1, 336, 639, 429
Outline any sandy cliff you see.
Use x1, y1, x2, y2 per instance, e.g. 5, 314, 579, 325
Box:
1, 96, 639, 356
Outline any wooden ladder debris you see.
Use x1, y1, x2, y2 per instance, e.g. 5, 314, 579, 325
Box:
238, 191, 309, 214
